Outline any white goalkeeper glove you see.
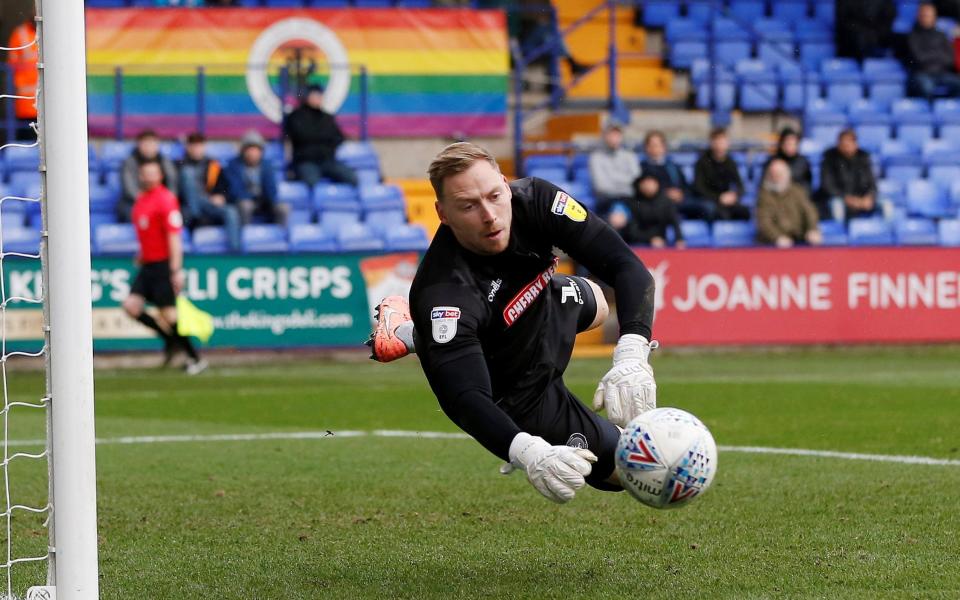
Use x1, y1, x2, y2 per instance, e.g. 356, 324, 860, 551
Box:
592, 334, 658, 427
500, 432, 597, 504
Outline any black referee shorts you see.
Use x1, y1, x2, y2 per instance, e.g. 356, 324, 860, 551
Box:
509, 275, 622, 491
130, 261, 176, 308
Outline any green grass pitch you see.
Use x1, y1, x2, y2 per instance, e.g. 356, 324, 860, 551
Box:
3, 346, 960, 599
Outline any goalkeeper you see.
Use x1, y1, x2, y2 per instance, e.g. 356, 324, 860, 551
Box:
368, 142, 656, 504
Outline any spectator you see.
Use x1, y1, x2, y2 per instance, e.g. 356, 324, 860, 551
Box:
7, 18, 37, 122
119, 130, 179, 223
622, 172, 685, 249
223, 130, 289, 226
934, 0, 960, 19
905, 3, 960, 100
817, 129, 879, 220
693, 128, 750, 221
756, 159, 822, 248
836, 0, 896, 60
284, 84, 358, 187
640, 130, 706, 220
588, 120, 640, 216
762, 128, 813, 192
177, 132, 241, 253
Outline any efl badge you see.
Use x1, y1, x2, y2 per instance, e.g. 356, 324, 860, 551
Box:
550, 191, 587, 223
430, 306, 461, 344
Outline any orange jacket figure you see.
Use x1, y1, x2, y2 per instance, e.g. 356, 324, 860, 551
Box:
8, 20, 38, 120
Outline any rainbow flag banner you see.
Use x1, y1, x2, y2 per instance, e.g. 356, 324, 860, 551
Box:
85, 8, 508, 139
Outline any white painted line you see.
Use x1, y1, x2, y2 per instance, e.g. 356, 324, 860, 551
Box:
6, 430, 959, 467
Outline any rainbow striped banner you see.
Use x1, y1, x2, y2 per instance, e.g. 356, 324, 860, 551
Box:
85, 8, 507, 138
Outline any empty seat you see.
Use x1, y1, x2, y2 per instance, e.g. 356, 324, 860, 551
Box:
365, 209, 407, 234
906, 180, 952, 218
642, 0, 681, 27
895, 218, 939, 246
98, 141, 135, 171
277, 181, 312, 210
2, 226, 40, 255
204, 141, 238, 163
678, 219, 712, 247
359, 184, 405, 212
848, 218, 894, 246
883, 157, 924, 183
897, 122, 935, 150
729, 0, 767, 21
289, 223, 338, 253
336, 222, 385, 252
877, 179, 905, 206
928, 165, 960, 189
241, 224, 288, 253
818, 220, 848, 246
712, 221, 756, 248
384, 224, 430, 252
336, 141, 380, 171
319, 210, 361, 231
938, 218, 960, 246
3, 145, 40, 173
772, 0, 810, 20
94, 223, 138, 255
191, 226, 230, 254
356, 168, 381, 187
524, 154, 569, 176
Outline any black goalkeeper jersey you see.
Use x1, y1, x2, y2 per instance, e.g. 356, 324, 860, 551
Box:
410, 177, 655, 461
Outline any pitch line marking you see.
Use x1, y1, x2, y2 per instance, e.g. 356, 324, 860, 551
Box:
6, 431, 960, 467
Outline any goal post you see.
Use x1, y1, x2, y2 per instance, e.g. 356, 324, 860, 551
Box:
35, 0, 100, 597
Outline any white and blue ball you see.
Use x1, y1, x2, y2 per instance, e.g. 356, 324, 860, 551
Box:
615, 407, 717, 509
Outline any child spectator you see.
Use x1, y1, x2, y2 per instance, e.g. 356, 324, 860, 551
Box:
621, 172, 685, 249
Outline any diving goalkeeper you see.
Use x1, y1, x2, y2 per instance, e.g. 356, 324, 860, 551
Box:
368, 142, 657, 504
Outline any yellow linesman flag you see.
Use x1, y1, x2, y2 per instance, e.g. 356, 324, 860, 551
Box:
176, 296, 215, 344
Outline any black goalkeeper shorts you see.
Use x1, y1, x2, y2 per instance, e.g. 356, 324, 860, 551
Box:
508, 275, 622, 491
130, 261, 176, 308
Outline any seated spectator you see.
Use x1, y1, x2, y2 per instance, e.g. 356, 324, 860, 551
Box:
118, 130, 178, 222
816, 129, 879, 220
640, 130, 706, 220
906, 3, 960, 100
757, 159, 823, 248
284, 84, 358, 187
693, 128, 750, 221
177, 132, 240, 252
762, 128, 813, 192
223, 131, 289, 226
588, 119, 640, 217
621, 173, 685, 249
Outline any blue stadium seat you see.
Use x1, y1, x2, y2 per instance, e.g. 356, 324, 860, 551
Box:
666, 20, 708, 68
365, 209, 407, 234
384, 224, 430, 252
883, 156, 924, 183
180, 228, 193, 255
938, 122, 960, 141
313, 183, 359, 209
679, 219, 712, 247
821, 58, 860, 75
360, 184, 404, 213
524, 154, 569, 176
89, 212, 117, 232
277, 181, 312, 210
642, 0, 681, 27
2, 226, 40, 255
204, 141, 238, 164
877, 179, 905, 206
191, 226, 230, 254
897, 122, 935, 151
895, 217, 939, 246
526, 167, 569, 184
306, 0, 350, 5
712, 221, 756, 248
337, 222, 385, 252
772, 0, 810, 20
868, 81, 906, 109
799, 41, 835, 70
819, 220, 848, 246
8, 171, 40, 196
263, 0, 305, 6
3, 145, 40, 173
85, 0, 129, 6
263, 142, 285, 170
736, 61, 780, 111
848, 218, 894, 246
938, 219, 960, 246
794, 21, 832, 43
781, 70, 822, 111
921, 139, 960, 163
927, 165, 960, 189
319, 210, 361, 232
951, 181, 960, 208
288, 210, 313, 226
891, 98, 932, 117
289, 223, 338, 253
823, 73, 864, 105
158, 141, 184, 161
356, 168, 381, 187
89, 184, 119, 214
242, 224, 288, 253
336, 141, 380, 171
729, 0, 767, 21
880, 139, 912, 159
907, 180, 952, 218
715, 41, 752, 67
813, 0, 835, 24
711, 18, 751, 40
99, 141, 134, 172
933, 98, 960, 120
757, 31, 796, 65
94, 223, 138, 255
685, 1, 715, 22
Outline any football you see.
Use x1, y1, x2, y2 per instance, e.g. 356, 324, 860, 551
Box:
615, 408, 718, 509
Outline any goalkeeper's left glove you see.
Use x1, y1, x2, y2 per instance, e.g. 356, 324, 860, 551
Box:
592, 334, 658, 427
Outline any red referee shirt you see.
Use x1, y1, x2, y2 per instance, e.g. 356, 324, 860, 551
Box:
132, 184, 183, 263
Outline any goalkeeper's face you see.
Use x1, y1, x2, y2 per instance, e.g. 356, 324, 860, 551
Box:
436, 160, 512, 256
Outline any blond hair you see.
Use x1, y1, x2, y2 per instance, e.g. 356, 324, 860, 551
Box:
427, 142, 500, 201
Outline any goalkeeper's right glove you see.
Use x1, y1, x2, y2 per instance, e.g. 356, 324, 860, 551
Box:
502, 432, 597, 504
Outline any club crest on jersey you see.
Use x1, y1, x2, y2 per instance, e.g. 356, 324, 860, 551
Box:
550, 191, 587, 223
430, 306, 461, 344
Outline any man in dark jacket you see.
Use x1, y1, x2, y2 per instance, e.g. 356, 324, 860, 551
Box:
762, 128, 813, 193
283, 84, 358, 186
817, 129, 878, 220
693, 128, 750, 221
906, 3, 960, 99
623, 172, 685, 248
118, 129, 178, 222
177, 132, 240, 252
836, 0, 896, 60
223, 130, 289, 226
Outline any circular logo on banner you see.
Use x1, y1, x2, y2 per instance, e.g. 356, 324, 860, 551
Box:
245, 18, 351, 123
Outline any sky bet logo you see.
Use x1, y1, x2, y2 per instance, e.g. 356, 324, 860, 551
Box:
431, 308, 461, 320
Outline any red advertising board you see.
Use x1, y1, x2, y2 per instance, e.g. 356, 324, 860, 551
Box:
633, 247, 960, 345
